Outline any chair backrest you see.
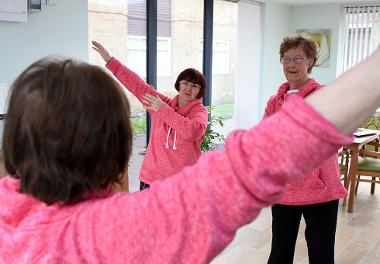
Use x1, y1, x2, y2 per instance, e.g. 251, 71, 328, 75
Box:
360, 139, 380, 158
362, 117, 380, 130
339, 147, 350, 176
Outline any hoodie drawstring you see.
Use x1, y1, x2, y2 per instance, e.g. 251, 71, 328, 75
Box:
173, 131, 177, 150
165, 127, 177, 150
165, 127, 171, 149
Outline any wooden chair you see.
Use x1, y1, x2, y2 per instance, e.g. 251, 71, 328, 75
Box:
346, 130, 380, 212
355, 140, 380, 195
347, 140, 380, 210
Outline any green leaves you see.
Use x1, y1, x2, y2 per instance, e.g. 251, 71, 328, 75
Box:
200, 106, 226, 152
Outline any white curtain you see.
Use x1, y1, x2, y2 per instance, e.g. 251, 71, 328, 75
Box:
342, 5, 380, 72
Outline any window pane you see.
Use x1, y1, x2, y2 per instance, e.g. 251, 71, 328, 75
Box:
342, 6, 380, 72
156, 0, 204, 97
89, 0, 147, 192
211, 0, 237, 139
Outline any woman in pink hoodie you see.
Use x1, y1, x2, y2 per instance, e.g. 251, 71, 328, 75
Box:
92, 41, 208, 190
265, 36, 347, 264
0, 48, 379, 263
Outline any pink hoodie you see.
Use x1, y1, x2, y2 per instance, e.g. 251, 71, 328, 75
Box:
106, 58, 208, 184
0, 96, 352, 263
263, 79, 348, 205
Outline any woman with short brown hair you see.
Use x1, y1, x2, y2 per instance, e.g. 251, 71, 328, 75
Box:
92, 41, 208, 191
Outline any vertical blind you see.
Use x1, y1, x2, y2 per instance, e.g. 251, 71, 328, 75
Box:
342, 5, 380, 72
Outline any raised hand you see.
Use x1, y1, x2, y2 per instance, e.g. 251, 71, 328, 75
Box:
142, 93, 164, 112
91, 40, 112, 63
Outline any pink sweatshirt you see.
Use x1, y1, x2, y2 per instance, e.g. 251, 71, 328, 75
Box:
263, 79, 348, 205
106, 58, 208, 184
0, 96, 352, 263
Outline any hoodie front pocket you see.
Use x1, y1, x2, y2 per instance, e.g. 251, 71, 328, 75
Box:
288, 168, 327, 192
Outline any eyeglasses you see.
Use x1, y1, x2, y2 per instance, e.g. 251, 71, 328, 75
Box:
179, 80, 201, 90
280, 56, 307, 65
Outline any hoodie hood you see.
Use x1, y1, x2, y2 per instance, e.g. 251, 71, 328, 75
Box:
0, 176, 56, 230
272, 78, 321, 113
168, 95, 204, 115
0, 176, 113, 231
278, 78, 321, 99
263, 78, 321, 119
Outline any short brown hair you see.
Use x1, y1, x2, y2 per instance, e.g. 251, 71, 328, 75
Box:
174, 68, 206, 99
3, 57, 133, 205
279, 35, 318, 73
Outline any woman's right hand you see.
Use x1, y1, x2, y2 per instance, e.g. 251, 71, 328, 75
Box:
91, 40, 112, 63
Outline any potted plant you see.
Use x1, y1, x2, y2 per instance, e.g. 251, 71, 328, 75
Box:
201, 106, 225, 152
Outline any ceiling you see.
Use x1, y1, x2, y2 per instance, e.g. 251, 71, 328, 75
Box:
266, 0, 377, 5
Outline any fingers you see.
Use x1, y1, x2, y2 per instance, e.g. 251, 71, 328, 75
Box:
91, 40, 106, 53
91, 40, 112, 62
91, 40, 102, 49
91, 44, 102, 55
142, 94, 155, 101
142, 96, 154, 105
141, 98, 151, 106
142, 94, 155, 104
142, 94, 162, 112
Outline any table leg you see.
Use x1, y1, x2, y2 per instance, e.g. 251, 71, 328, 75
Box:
348, 146, 359, 213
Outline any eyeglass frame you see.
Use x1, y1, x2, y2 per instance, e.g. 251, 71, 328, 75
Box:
179, 80, 202, 90
280, 56, 309, 65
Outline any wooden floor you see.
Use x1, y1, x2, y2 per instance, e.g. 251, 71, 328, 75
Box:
211, 187, 380, 264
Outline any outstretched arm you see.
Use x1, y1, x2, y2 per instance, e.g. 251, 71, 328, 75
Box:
306, 47, 380, 134
91, 40, 169, 104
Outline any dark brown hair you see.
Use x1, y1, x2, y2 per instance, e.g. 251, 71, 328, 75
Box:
279, 35, 318, 73
174, 68, 206, 99
3, 57, 132, 205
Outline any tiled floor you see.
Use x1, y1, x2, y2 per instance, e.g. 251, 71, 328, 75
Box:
210, 188, 380, 264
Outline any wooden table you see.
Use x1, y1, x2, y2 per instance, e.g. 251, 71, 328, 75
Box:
346, 130, 380, 213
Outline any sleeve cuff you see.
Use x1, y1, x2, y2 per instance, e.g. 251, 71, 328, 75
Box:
105, 57, 117, 70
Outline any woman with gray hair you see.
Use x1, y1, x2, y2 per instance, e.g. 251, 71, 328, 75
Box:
265, 35, 346, 264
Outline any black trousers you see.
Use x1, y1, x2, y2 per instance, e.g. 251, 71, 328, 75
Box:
267, 200, 339, 264
139, 181, 150, 191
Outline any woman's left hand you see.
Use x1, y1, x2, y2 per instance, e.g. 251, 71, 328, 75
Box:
142, 93, 164, 112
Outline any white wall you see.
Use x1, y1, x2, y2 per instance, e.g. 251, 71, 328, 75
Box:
233, 1, 291, 124
235, 1, 263, 129
259, 2, 291, 118
0, 0, 88, 87
290, 4, 341, 85
255, 2, 343, 118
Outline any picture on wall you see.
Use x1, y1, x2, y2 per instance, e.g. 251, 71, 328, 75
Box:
28, 0, 42, 11
296, 29, 331, 68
